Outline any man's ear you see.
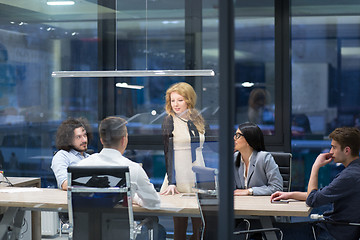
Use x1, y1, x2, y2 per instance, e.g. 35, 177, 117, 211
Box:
120, 136, 126, 147
344, 146, 351, 154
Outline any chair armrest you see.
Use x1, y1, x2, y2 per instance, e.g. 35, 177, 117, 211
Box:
134, 217, 159, 239
135, 216, 159, 230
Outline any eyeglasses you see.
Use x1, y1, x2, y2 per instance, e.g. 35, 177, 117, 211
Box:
234, 132, 244, 140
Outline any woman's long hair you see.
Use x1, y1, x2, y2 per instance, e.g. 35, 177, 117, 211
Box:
165, 82, 205, 133
235, 122, 265, 167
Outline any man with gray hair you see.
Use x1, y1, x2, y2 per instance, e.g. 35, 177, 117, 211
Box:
76, 116, 166, 239
77, 116, 161, 209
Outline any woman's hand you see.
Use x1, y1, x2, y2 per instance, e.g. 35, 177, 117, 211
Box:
270, 191, 307, 202
270, 191, 291, 201
234, 189, 251, 196
161, 185, 180, 195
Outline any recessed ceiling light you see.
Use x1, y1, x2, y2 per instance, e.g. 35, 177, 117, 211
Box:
116, 83, 144, 90
242, 82, 254, 88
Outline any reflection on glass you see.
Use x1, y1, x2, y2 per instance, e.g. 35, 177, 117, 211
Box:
234, 1, 276, 135
291, 1, 360, 191
248, 88, 273, 124
0, 0, 222, 196
0, 1, 99, 187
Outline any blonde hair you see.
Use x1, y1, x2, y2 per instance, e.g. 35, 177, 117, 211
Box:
165, 82, 205, 133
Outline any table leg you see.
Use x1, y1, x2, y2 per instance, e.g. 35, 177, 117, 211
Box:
259, 216, 278, 240
0, 207, 25, 240
12, 208, 26, 240
32, 211, 41, 240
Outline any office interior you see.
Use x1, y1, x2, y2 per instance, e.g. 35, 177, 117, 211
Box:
0, 0, 359, 239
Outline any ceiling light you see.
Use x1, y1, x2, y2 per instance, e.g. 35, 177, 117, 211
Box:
116, 83, 144, 90
52, 70, 215, 78
47, 1, 75, 6
242, 82, 254, 88
341, 47, 360, 56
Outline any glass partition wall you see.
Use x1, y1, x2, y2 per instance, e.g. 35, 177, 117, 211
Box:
291, 0, 360, 191
0, 0, 292, 183
107, 0, 221, 186
0, 1, 101, 186
1, 0, 360, 239
235, 2, 276, 132
0, 0, 223, 187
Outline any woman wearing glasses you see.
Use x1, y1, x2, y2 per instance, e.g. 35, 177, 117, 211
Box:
234, 122, 283, 196
160, 82, 208, 240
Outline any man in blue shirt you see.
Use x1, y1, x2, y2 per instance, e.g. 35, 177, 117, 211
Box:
51, 118, 93, 190
306, 127, 360, 240
271, 127, 360, 240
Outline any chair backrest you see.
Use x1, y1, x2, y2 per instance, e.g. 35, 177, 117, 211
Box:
67, 165, 135, 240
193, 165, 284, 240
192, 165, 218, 192
270, 152, 292, 192
192, 166, 219, 240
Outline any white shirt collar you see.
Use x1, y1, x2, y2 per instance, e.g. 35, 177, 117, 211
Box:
241, 152, 253, 188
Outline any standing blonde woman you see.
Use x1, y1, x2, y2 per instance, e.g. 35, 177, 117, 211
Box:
161, 82, 208, 240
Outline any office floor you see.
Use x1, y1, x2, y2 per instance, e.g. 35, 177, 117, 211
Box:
40, 214, 320, 240
40, 223, 316, 240
42, 233, 176, 240
42, 234, 67, 240
40, 216, 176, 240
40, 216, 187, 240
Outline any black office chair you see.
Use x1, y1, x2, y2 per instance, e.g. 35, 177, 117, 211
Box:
192, 166, 283, 240
53, 149, 94, 234
270, 152, 292, 225
67, 165, 152, 240
270, 152, 292, 192
310, 214, 360, 240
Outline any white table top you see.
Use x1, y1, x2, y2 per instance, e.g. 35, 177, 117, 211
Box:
0, 188, 311, 217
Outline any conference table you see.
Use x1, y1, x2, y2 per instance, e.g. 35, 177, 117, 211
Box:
135, 193, 311, 217
0, 177, 41, 240
136, 193, 311, 240
1, 177, 41, 188
0, 187, 311, 240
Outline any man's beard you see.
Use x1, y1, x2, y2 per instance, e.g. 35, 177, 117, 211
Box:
73, 144, 87, 153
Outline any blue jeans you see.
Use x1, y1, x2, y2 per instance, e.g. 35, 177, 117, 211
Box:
313, 222, 335, 240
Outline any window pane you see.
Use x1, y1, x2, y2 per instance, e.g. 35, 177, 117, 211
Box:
234, 1, 275, 135
291, 1, 360, 190
0, 1, 99, 187
112, 0, 220, 190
